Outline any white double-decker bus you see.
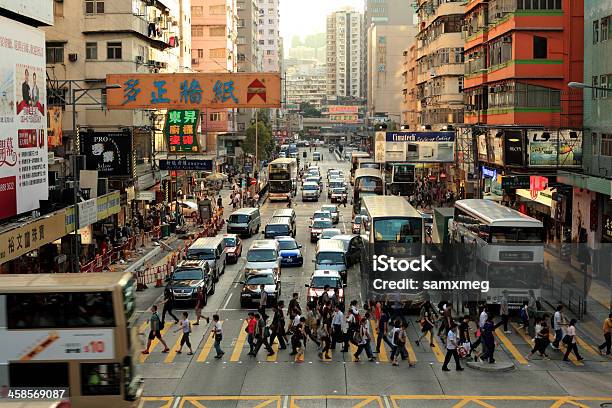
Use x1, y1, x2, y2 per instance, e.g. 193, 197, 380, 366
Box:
450, 199, 545, 309
268, 158, 297, 201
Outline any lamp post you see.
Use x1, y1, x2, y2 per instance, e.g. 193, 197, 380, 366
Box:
71, 84, 121, 273
567, 81, 610, 92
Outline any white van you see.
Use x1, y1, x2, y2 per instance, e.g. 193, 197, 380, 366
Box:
186, 237, 227, 282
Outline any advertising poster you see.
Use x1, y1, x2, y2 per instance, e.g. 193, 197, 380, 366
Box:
0, 17, 48, 221
47, 106, 62, 147
164, 109, 201, 153
527, 130, 582, 167
477, 134, 488, 162
385, 131, 455, 163
503, 130, 524, 166
80, 130, 134, 177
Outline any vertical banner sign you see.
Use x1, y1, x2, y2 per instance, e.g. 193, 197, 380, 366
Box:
374, 132, 386, 163
0, 17, 49, 221
164, 109, 201, 153
47, 106, 62, 147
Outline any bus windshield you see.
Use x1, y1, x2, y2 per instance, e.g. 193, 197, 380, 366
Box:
270, 180, 292, 193
269, 166, 290, 180
374, 218, 422, 243
393, 164, 415, 182
490, 227, 544, 243
311, 276, 342, 288
356, 177, 383, 193
360, 163, 380, 170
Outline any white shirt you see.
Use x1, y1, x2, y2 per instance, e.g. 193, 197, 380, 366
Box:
213, 321, 223, 335
446, 329, 457, 349
479, 311, 488, 329
390, 327, 400, 346
332, 311, 344, 326
293, 314, 301, 327
554, 311, 563, 331
567, 325, 576, 343
359, 325, 370, 345
181, 319, 191, 334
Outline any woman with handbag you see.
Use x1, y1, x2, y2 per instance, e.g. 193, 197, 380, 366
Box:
317, 318, 331, 360
415, 302, 436, 347
526, 317, 550, 360
562, 319, 584, 362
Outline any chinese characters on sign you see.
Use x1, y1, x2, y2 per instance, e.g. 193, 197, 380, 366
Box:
105, 73, 281, 110
0, 210, 65, 263
165, 110, 201, 153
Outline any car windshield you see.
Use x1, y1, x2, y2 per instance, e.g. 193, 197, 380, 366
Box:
247, 249, 277, 262
329, 181, 344, 188
304, 184, 318, 190
245, 275, 275, 285
316, 251, 344, 264
223, 237, 236, 246
278, 240, 298, 250
311, 276, 341, 288
266, 224, 289, 234
314, 211, 331, 219
321, 230, 341, 239
229, 214, 249, 223
186, 249, 215, 260
173, 268, 204, 280
313, 220, 332, 229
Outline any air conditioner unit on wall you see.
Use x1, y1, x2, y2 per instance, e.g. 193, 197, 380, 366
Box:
68, 53, 78, 62
135, 55, 144, 63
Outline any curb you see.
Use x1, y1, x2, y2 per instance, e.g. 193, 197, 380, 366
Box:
125, 246, 162, 273
466, 361, 515, 372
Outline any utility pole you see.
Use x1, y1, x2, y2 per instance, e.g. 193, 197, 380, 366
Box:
255, 108, 258, 172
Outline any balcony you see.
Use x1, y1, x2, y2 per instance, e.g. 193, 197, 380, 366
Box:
487, 58, 564, 83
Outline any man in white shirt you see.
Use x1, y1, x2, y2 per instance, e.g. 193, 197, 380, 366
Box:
442, 323, 463, 371
331, 306, 344, 350
552, 305, 565, 349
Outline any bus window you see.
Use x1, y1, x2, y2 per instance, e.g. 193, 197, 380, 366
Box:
81, 363, 122, 396
393, 165, 415, 182
374, 218, 422, 243
270, 180, 292, 193
123, 279, 135, 322
490, 227, 545, 243
9, 362, 69, 387
7, 292, 115, 329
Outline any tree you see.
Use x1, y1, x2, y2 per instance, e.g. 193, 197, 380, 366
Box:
243, 121, 274, 163
300, 102, 322, 118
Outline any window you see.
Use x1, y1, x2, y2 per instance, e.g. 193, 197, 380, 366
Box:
86, 42, 97, 60
85, 0, 104, 14
7, 292, 115, 328
191, 6, 203, 16
209, 112, 223, 121
54, 0, 64, 16
268, 39, 274, 45
46, 42, 64, 63
209, 5, 225, 14
259, 40, 264, 45
602, 17, 609, 41
106, 42, 122, 60
458, 76, 464, 93
209, 25, 225, 36
601, 134, 612, 157
593, 20, 599, 44
592, 133, 598, 156
601, 74, 609, 99
269, 29, 275, 34
593, 76, 599, 99
533, 36, 547, 59
81, 363, 121, 396
194, 49, 203, 58
210, 48, 226, 58
191, 25, 204, 37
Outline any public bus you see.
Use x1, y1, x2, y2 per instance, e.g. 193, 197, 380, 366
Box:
0, 273, 142, 408
357, 159, 383, 172
350, 152, 370, 184
268, 158, 298, 201
384, 162, 416, 196
352, 168, 384, 216
449, 199, 545, 310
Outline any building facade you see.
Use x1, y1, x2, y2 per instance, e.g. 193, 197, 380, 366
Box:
367, 24, 417, 121
257, 0, 280, 72
326, 8, 364, 99
414, 0, 464, 128
401, 44, 419, 130
285, 60, 327, 109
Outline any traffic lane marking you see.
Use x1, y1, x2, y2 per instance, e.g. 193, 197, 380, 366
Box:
495, 327, 528, 364
141, 321, 174, 363
180, 395, 281, 408
197, 321, 218, 362
290, 395, 384, 408
230, 320, 249, 361
140, 396, 174, 408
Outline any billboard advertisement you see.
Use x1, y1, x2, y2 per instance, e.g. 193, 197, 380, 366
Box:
0, 17, 49, 221
329, 114, 359, 123
527, 130, 582, 167
328, 105, 358, 114
503, 130, 524, 166
164, 109, 201, 153
385, 131, 455, 163
47, 106, 63, 147
0, 0, 53, 25
106, 73, 281, 110
80, 130, 134, 177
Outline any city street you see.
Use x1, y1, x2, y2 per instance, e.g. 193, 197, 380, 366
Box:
137, 149, 612, 407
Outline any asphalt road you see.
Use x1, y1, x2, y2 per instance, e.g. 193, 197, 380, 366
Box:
136, 148, 612, 407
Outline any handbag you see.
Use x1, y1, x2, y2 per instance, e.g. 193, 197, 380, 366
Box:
264, 326, 271, 338
562, 334, 572, 345
421, 321, 433, 332
214, 333, 223, 342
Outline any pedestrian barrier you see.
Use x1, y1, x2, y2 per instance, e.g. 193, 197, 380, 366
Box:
80, 235, 137, 273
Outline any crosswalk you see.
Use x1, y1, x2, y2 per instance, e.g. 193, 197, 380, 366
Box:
136, 315, 612, 367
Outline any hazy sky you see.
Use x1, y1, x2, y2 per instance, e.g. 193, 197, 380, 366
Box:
279, 0, 364, 56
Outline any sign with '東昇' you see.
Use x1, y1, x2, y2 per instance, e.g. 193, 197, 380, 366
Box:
106, 73, 281, 110
165, 110, 201, 153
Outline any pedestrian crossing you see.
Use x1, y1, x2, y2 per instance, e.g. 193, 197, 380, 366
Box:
136, 316, 612, 367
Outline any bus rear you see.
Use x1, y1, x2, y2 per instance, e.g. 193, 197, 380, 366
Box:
268, 159, 297, 201
352, 169, 384, 216
385, 163, 416, 196
0, 273, 142, 408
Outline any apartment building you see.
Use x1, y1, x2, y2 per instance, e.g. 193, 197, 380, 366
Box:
326, 8, 364, 98
258, 0, 280, 72
401, 44, 419, 130
414, 0, 464, 128
285, 60, 327, 109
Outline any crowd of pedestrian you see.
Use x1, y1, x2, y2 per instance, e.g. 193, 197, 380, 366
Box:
408, 177, 454, 209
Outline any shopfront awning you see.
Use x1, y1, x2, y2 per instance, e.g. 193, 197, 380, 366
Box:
516, 187, 556, 207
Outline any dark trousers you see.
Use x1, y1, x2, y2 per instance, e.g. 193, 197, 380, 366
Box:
390, 343, 407, 360
442, 348, 462, 370
376, 331, 393, 352
305, 327, 320, 346
481, 341, 495, 362
253, 336, 273, 355
258, 305, 268, 321
599, 332, 611, 354
247, 333, 255, 353
530, 338, 549, 355
343, 328, 356, 351
180, 333, 191, 348
563, 343, 582, 360
331, 324, 342, 349
162, 304, 179, 323
269, 330, 286, 349
495, 314, 509, 332
354, 342, 373, 359
553, 329, 563, 348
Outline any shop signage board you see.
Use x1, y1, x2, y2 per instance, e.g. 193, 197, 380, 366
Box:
78, 199, 97, 229
501, 175, 531, 190
384, 131, 455, 163
328, 105, 359, 114
80, 130, 134, 177
0, 328, 114, 361
159, 159, 213, 171
481, 166, 497, 179
106, 73, 281, 110
97, 195, 109, 220
0, 210, 66, 263
0, 17, 49, 221
603, 214, 612, 242
164, 110, 201, 153
374, 132, 386, 163
107, 191, 121, 216
527, 130, 582, 167
503, 130, 524, 166
47, 106, 63, 147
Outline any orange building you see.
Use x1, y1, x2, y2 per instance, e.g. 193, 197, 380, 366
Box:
463, 0, 583, 129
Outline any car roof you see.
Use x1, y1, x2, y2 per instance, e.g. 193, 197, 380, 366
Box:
312, 217, 331, 222
273, 209, 295, 217
176, 260, 208, 269
246, 270, 275, 277
321, 228, 342, 234
311, 269, 342, 278
316, 238, 345, 252
321, 204, 337, 209
249, 239, 278, 249
223, 233, 238, 239
267, 216, 291, 225
331, 234, 357, 242
275, 236, 295, 241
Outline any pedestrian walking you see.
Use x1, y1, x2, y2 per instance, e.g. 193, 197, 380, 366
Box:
317, 318, 331, 359
437, 302, 453, 339
258, 284, 269, 321
480, 315, 498, 364
527, 290, 538, 337
142, 305, 170, 354
375, 308, 394, 353
193, 287, 210, 326
161, 285, 179, 325
269, 301, 287, 350
520, 301, 530, 331
212, 314, 225, 359
330, 305, 344, 350
552, 304, 566, 349
174, 312, 194, 355
458, 315, 479, 361
304, 303, 321, 346
291, 317, 307, 362
250, 313, 275, 357
353, 318, 375, 362
598, 313, 612, 355
498, 290, 511, 333
471, 304, 488, 352
342, 309, 358, 352
415, 301, 437, 347
288, 293, 302, 322
441, 322, 464, 371
526, 316, 550, 360
562, 319, 584, 362
246, 312, 257, 355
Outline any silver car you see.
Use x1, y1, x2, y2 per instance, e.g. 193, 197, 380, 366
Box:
243, 240, 281, 278
320, 204, 339, 224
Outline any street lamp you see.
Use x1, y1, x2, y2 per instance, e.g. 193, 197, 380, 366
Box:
71, 83, 121, 273
567, 81, 610, 92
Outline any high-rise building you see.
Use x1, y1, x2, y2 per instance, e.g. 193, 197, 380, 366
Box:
414, 0, 464, 128
367, 25, 417, 121
258, 0, 281, 72
285, 59, 327, 109
402, 44, 419, 130
326, 8, 364, 99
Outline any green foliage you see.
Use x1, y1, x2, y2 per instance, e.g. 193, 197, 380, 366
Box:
300, 102, 322, 118
243, 113, 274, 161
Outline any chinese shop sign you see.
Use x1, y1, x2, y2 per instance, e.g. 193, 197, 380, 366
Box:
106, 73, 281, 110
165, 110, 201, 153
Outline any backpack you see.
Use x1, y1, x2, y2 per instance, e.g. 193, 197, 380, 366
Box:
352, 329, 363, 344
520, 308, 528, 321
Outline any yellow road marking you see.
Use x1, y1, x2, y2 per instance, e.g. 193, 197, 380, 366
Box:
140, 396, 174, 408
164, 320, 199, 363
268, 339, 279, 362
181, 395, 281, 408
350, 341, 358, 361
197, 321, 219, 362
290, 395, 383, 408
429, 333, 445, 363
453, 399, 496, 408
140, 321, 174, 363
230, 320, 248, 362
405, 338, 417, 364
495, 327, 528, 364
575, 335, 599, 356
370, 320, 389, 362
558, 342, 584, 366
510, 321, 582, 366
